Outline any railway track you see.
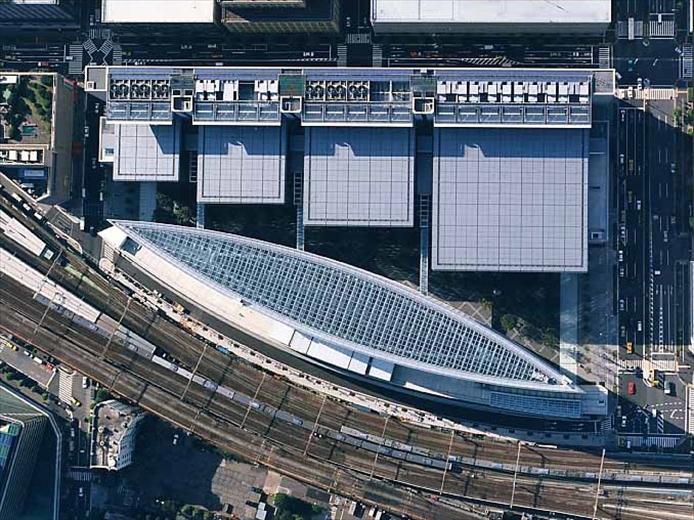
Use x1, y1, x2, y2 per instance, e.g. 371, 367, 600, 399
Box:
1, 193, 693, 519
3, 225, 691, 480
1, 277, 692, 520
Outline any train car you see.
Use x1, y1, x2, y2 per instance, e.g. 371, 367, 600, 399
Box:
216, 386, 235, 400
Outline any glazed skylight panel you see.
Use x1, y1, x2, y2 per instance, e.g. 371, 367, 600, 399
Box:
117, 222, 560, 384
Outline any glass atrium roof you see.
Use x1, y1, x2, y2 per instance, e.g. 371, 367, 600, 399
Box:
113, 221, 575, 391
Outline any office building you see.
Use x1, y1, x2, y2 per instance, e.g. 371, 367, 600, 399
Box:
0, 0, 78, 31
0, 73, 76, 204
221, 0, 340, 33
87, 65, 612, 273
370, 0, 611, 34
0, 384, 47, 520
91, 400, 144, 471
100, 0, 217, 24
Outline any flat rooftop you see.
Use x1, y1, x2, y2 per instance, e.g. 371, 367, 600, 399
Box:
432, 127, 588, 273
303, 127, 414, 227
101, 0, 216, 23
197, 125, 286, 204
91, 400, 141, 470
112, 122, 181, 182
371, 0, 611, 26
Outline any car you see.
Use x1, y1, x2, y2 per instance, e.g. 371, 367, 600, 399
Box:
637, 77, 643, 90
84, 125, 89, 138
82, 376, 89, 389
619, 265, 625, 278
618, 250, 624, 262
620, 110, 626, 122
636, 199, 641, 211
654, 269, 661, 276
619, 153, 625, 165
621, 415, 627, 428
78, 487, 84, 498
626, 341, 633, 354
670, 163, 676, 174
180, 44, 192, 50
636, 321, 642, 332
172, 432, 179, 445
619, 299, 625, 311
627, 381, 636, 395
91, 157, 97, 169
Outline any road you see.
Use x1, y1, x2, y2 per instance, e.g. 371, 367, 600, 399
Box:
617, 105, 691, 358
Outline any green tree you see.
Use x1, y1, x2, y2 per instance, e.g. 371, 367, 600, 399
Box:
94, 388, 111, 404
273, 494, 319, 520
499, 314, 518, 333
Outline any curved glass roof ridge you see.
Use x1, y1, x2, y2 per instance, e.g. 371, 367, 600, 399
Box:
112, 220, 576, 392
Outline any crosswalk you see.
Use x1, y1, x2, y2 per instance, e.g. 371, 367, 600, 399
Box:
99, 39, 113, 57
622, 88, 676, 100
83, 39, 97, 56
598, 46, 611, 69
67, 43, 84, 75
372, 44, 382, 68
600, 417, 613, 433
67, 469, 92, 482
681, 45, 693, 80
337, 44, 347, 67
649, 20, 675, 38
57, 369, 74, 404
346, 33, 370, 44
111, 44, 123, 66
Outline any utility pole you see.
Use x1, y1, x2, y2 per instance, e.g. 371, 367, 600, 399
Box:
510, 442, 522, 509
592, 448, 606, 520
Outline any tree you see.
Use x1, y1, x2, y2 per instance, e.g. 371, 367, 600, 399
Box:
500, 314, 518, 333
94, 388, 111, 404
273, 494, 319, 520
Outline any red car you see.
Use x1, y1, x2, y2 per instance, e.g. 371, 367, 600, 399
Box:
627, 381, 636, 395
